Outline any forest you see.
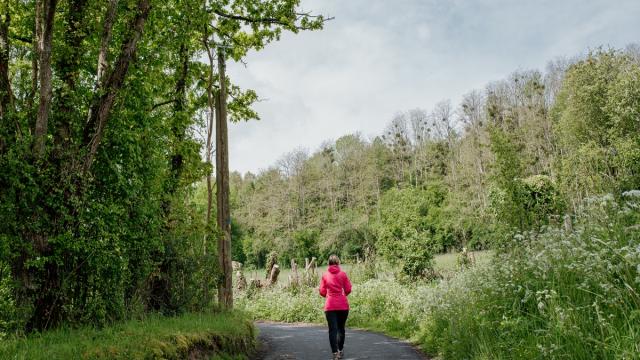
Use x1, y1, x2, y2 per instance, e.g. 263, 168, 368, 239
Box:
1, 0, 639, 358
227, 46, 640, 274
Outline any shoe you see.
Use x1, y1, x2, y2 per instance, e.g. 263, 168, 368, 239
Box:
338, 350, 344, 359
332, 352, 340, 360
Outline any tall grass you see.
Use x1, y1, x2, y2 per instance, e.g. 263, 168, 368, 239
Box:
418, 192, 640, 359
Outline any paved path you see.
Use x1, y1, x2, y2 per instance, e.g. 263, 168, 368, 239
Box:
256, 322, 427, 360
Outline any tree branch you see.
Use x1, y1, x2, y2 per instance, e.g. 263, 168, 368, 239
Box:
151, 98, 177, 111
9, 33, 32, 44
211, 9, 332, 30
82, 0, 151, 172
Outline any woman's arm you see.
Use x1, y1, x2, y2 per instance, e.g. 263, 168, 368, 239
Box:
343, 273, 352, 296
319, 275, 327, 297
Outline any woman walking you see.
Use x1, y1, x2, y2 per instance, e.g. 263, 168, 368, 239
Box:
319, 255, 352, 360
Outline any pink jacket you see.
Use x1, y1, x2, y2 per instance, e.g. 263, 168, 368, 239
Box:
319, 265, 352, 311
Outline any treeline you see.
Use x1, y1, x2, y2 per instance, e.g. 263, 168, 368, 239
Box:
228, 46, 640, 275
0, 0, 325, 334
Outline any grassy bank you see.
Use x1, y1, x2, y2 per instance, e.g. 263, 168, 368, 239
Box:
0, 311, 256, 360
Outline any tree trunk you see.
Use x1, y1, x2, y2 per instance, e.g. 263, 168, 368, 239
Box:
27, 1, 41, 118
82, 0, 151, 172
33, 0, 58, 158
201, 33, 216, 305
0, 8, 13, 120
216, 47, 233, 309
54, 0, 89, 149
86, 0, 118, 126
97, 0, 118, 82
289, 259, 299, 287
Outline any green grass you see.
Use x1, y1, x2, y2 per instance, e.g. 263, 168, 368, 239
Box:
0, 311, 256, 360
241, 264, 352, 283
433, 250, 492, 272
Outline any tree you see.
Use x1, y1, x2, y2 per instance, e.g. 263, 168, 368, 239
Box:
0, 0, 328, 330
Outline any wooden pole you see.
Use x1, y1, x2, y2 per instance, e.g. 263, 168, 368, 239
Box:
216, 46, 233, 309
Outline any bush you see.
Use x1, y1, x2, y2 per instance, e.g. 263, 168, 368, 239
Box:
375, 185, 447, 278
418, 192, 640, 359
0, 262, 19, 339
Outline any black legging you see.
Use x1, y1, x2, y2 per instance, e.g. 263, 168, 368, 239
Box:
325, 310, 349, 353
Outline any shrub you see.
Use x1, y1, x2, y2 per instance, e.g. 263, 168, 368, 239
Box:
0, 262, 18, 339
419, 192, 640, 359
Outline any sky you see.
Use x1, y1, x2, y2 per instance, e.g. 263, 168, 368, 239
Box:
226, 0, 640, 175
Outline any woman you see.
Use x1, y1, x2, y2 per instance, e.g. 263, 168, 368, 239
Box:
319, 254, 352, 360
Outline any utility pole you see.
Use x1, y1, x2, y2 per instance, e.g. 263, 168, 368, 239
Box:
215, 45, 233, 309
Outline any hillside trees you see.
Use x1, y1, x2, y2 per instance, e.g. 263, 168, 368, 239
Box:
229, 47, 640, 274
553, 50, 640, 208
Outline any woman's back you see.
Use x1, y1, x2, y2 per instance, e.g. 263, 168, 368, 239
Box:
319, 265, 352, 311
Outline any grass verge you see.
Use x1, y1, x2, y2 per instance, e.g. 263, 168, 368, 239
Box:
0, 311, 256, 360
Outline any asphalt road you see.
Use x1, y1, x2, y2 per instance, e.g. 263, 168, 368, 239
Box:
255, 322, 427, 360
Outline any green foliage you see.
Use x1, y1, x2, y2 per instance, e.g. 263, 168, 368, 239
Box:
374, 184, 450, 279
418, 193, 640, 359
519, 174, 565, 223
553, 50, 640, 202
0, 262, 19, 339
290, 229, 320, 264
488, 127, 527, 231
264, 251, 278, 278
0, 0, 327, 333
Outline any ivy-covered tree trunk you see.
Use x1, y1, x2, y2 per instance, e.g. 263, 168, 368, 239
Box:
33, 0, 58, 158
0, 7, 13, 121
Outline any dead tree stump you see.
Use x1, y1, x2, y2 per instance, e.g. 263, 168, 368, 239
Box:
233, 261, 246, 291
267, 264, 280, 286
289, 259, 300, 287
303, 257, 318, 287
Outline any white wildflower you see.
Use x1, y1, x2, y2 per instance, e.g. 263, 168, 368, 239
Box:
622, 190, 640, 198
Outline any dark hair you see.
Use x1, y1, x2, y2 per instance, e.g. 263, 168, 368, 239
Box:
328, 254, 340, 265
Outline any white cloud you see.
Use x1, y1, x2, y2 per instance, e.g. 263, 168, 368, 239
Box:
226, 0, 640, 174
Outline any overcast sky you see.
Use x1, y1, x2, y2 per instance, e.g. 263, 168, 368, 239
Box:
226, 0, 640, 174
